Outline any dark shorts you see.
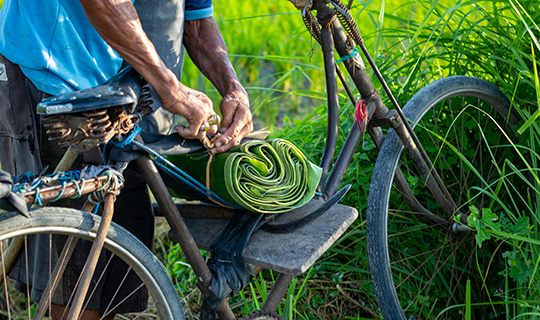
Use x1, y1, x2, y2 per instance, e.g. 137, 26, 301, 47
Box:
0, 55, 155, 315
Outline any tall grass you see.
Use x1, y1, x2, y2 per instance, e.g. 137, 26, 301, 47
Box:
177, 0, 540, 319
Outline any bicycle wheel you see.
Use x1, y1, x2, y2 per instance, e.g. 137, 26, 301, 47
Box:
367, 76, 531, 319
0, 207, 185, 320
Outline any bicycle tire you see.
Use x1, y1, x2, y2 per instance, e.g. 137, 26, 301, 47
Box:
367, 76, 530, 319
0, 206, 185, 320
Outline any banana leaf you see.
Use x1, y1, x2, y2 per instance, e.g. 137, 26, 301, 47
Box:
165, 139, 322, 214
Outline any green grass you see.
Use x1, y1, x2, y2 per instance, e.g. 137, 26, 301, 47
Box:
175, 0, 540, 319
2, 0, 537, 318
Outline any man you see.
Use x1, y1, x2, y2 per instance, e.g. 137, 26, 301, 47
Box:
0, 0, 252, 318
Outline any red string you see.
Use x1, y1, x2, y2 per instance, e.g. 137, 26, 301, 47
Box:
354, 100, 366, 129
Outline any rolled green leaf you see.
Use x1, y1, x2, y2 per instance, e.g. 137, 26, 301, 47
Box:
166, 139, 322, 214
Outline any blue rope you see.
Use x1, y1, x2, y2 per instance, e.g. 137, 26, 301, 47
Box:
103, 125, 143, 164
131, 140, 243, 210
109, 125, 142, 148
335, 47, 361, 64
93, 202, 100, 214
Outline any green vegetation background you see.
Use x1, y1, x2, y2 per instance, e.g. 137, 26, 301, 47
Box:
179, 1, 540, 319
0, 0, 538, 318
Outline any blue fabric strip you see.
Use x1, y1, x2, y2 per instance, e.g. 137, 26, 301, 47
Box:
335, 47, 361, 64
185, 6, 214, 20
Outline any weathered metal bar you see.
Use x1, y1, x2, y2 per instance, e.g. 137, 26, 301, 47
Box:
152, 203, 235, 220
0, 236, 24, 290
262, 273, 294, 312
135, 152, 236, 319
32, 236, 78, 320
317, 21, 340, 177
23, 175, 110, 204
330, 19, 387, 116
53, 146, 80, 174
66, 192, 116, 320
322, 15, 389, 198
392, 117, 457, 216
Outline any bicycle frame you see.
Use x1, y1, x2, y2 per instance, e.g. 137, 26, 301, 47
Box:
307, 0, 461, 223
1, 1, 469, 319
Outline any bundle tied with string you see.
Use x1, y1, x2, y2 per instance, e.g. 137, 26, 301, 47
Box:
165, 139, 322, 214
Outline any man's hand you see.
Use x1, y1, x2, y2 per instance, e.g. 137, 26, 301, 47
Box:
210, 90, 253, 154
183, 18, 253, 153
169, 84, 219, 140
78, 0, 220, 140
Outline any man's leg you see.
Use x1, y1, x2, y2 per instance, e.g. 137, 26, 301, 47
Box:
0, 55, 42, 175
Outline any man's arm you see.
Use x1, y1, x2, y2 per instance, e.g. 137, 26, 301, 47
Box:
78, 0, 216, 140
182, 17, 253, 154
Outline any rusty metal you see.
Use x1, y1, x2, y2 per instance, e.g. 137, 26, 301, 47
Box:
43, 105, 143, 151
321, 13, 389, 197
262, 273, 294, 312
81, 109, 115, 144
43, 115, 71, 142
329, 16, 386, 115
22, 175, 111, 204
0, 236, 25, 291
134, 148, 236, 320
135, 86, 155, 117
82, 194, 100, 213
66, 192, 116, 320
32, 236, 78, 320
331, 0, 364, 46
302, 11, 321, 43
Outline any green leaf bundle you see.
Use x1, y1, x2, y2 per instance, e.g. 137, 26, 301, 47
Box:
166, 139, 322, 214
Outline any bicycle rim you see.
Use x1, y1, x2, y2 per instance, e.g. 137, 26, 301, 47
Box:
0, 207, 184, 320
367, 76, 533, 319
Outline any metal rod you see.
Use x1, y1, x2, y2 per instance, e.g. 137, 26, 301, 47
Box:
33, 236, 78, 320
135, 152, 236, 319
356, 41, 458, 212
335, 65, 356, 105
322, 16, 388, 198
53, 146, 80, 174
392, 119, 456, 216
67, 192, 116, 320
322, 123, 364, 199
331, 19, 387, 115
152, 203, 235, 219
318, 24, 340, 176
23, 176, 110, 204
262, 273, 294, 312
0, 236, 24, 290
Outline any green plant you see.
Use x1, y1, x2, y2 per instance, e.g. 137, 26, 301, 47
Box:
171, 0, 540, 318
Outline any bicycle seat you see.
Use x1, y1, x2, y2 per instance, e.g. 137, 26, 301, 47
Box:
36, 66, 145, 116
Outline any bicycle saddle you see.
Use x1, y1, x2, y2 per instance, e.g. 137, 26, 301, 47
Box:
36, 66, 145, 115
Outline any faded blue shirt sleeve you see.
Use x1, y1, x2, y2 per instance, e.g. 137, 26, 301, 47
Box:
0, 0, 123, 95
185, 0, 213, 20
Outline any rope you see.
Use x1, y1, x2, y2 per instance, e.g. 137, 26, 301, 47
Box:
131, 140, 241, 209
103, 125, 143, 164
335, 47, 361, 64
12, 166, 124, 205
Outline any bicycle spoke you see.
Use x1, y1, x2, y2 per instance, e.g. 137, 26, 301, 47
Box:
370, 77, 529, 319
33, 235, 78, 320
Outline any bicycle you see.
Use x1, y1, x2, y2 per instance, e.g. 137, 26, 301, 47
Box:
0, 0, 533, 319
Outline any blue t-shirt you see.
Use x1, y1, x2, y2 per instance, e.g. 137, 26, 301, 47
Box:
0, 0, 213, 95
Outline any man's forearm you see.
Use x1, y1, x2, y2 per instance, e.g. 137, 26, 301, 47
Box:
78, 0, 186, 114
183, 17, 246, 98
